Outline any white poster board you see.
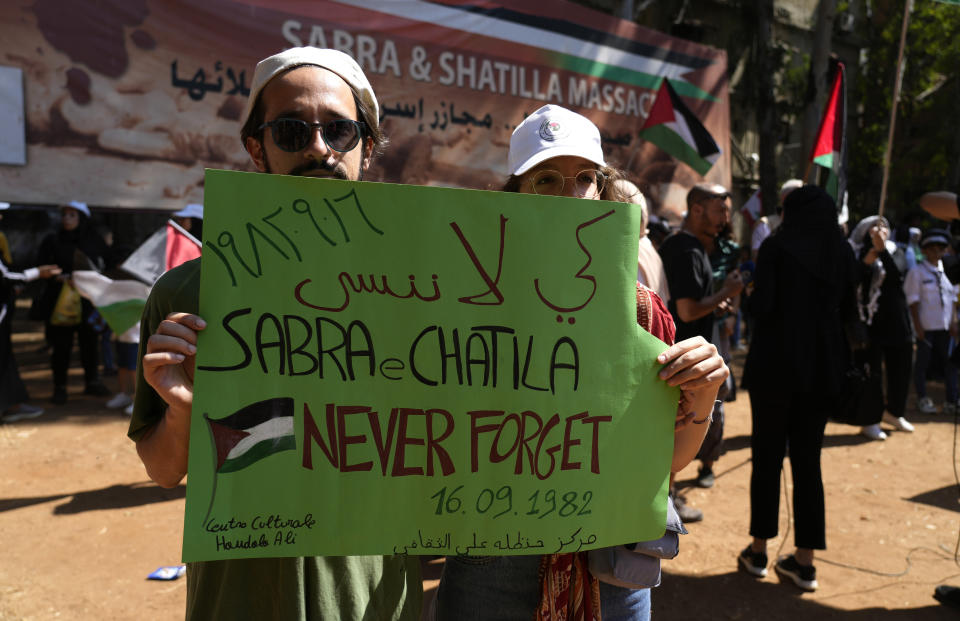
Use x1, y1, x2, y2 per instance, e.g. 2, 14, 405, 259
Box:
0, 65, 25, 166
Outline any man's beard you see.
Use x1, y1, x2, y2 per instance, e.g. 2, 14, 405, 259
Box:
263, 150, 355, 180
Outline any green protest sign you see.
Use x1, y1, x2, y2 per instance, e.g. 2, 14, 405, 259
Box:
183, 169, 678, 561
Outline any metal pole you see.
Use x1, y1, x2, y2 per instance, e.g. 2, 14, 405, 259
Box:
878, 0, 913, 217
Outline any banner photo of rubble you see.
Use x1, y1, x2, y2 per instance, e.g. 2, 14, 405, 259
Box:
0, 0, 729, 218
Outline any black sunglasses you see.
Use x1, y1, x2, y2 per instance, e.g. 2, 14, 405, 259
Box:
258, 118, 366, 153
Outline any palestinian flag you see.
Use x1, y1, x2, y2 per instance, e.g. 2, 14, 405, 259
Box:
809, 62, 847, 204
121, 220, 201, 285
71, 271, 150, 335
207, 398, 296, 474
740, 189, 762, 227
639, 79, 721, 176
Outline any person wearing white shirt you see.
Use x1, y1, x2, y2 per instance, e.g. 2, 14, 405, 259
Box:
903, 228, 958, 415
0, 245, 62, 421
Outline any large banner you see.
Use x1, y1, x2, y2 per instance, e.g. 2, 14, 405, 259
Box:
0, 0, 728, 218
184, 170, 678, 560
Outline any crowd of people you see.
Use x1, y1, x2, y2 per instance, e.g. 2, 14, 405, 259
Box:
2, 44, 959, 619
0, 199, 204, 421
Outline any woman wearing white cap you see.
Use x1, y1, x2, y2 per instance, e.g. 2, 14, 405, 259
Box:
172, 203, 203, 241
435, 105, 727, 621
35, 201, 111, 404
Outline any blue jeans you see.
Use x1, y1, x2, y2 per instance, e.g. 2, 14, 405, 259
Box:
914, 330, 958, 403
435, 555, 651, 621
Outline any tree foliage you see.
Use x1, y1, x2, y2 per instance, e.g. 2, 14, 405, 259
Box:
848, 0, 960, 224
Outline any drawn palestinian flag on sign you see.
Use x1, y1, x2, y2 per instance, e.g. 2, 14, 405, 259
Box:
639, 79, 721, 176
207, 398, 296, 474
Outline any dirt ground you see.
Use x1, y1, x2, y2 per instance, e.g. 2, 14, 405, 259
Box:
3, 304, 960, 620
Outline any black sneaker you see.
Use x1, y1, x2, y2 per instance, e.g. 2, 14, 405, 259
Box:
51, 386, 67, 405
84, 382, 111, 396
695, 466, 715, 488
774, 555, 817, 591
738, 545, 768, 577
934, 585, 960, 609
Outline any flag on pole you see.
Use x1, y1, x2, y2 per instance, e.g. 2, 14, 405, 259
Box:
740, 189, 763, 227
121, 220, 201, 285
207, 398, 296, 473
809, 62, 847, 204
639, 79, 721, 176
71, 271, 150, 335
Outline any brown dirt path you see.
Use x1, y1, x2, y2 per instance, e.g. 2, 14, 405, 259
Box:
2, 307, 960, 619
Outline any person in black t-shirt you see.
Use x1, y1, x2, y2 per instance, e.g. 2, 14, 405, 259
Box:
660, 184, 744, 341
658, 183, 744, 521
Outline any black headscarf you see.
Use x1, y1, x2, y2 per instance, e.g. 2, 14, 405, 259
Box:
774, 184, 849, 291
41, 210, 107, 272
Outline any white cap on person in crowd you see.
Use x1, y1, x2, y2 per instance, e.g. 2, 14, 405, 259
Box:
240, 47, 379, 133
173, 203, 204, 220
61, 200, 90, 217
779, 179, 803, 203
508, 105, 605, 176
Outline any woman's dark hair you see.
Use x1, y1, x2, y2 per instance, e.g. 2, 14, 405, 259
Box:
501, 164, 630, 202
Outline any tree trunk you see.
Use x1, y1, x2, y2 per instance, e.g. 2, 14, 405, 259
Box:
756, 0, 778, 216
951, 81, 960, 190
800, 0, 838, 165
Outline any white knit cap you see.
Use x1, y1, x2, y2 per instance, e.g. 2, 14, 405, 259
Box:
508, 105, 605, 176
779, 179, 803, 203
240, 47, 378, 132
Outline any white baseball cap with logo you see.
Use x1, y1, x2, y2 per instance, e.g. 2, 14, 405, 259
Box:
240, 47, 379, 134
507, 104, 606, 177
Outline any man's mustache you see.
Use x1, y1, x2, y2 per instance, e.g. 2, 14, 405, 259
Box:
289, 159, 349, 180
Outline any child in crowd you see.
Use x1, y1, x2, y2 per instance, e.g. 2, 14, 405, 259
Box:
904, 228, 959, 415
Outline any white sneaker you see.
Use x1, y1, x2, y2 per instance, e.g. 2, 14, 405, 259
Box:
918, 397, 938, 415
105, 393, 133, 409
860, 424, 887, 441
123, 403, 134, 417
945, 402, 958, 416
882, 412, 915, 432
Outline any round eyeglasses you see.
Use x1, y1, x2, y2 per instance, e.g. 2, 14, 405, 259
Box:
529, 169, 606, 198
258, 118, 366, 153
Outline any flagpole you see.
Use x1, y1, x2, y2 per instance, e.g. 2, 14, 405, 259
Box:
877, 0, 913, 217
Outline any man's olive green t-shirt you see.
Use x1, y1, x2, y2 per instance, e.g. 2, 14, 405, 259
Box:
128, 259, 421, 621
